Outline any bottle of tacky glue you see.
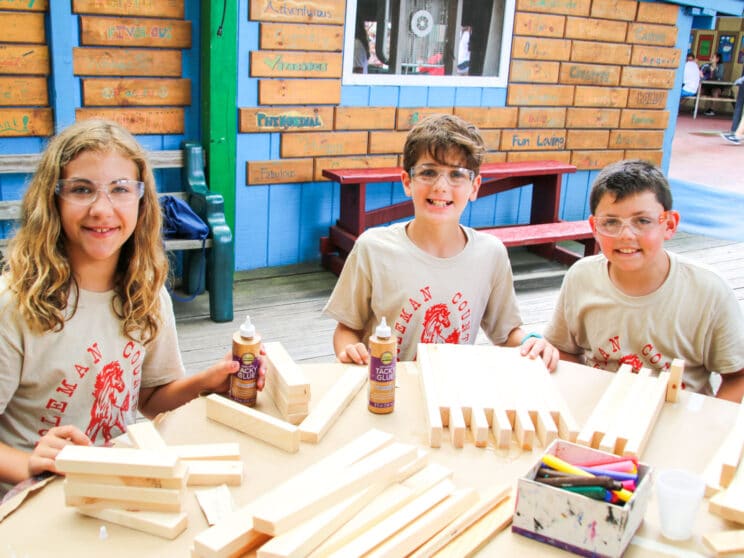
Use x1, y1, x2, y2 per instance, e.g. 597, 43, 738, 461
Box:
230, 315, 261, 406
368, 317, 397, 414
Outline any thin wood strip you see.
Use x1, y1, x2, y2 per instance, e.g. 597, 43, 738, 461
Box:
186, 461, 244, 487
599, 371, 648, 455
64, 478, 184, 507
432, 495, 513, 557
416, 344, 444, 448
126, 420, 168, 449
666, 358, 684, 402
55, 445, 179, 478
76, 508, 188, 540
703, 530, 744, 556
622, 371, 670, 458
0, 150, 182, 174
703, 396, 744, 496
576, 364, 634, 449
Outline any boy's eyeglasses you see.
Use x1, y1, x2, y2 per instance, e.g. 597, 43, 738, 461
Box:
408, 166, 475, 187
55, 179, 145, 207
594, 213, 667, 237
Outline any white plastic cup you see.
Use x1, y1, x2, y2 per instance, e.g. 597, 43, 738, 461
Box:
655, 469, 705, 541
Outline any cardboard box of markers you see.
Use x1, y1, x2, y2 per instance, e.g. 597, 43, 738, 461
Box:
512, 440, 652, 558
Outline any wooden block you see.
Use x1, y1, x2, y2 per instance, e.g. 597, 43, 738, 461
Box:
299, 364, 366, 443
666, 358, 684, 402
703, 398, 744, 496
514, 407, 535, 451
417, 344, 444, 448
577, 364, 634, 448
532, 407, 559, 448
326, 480, 456, 557
449, 404, 466, 449
72, 0, 184, 18
366, 488, 479, 558
82, 78, 191, 106
64, 469, 186, 490
76, 508, 187, 540
432, 495, 513, 557
469, 406, 489, 448
264, 342, 311, 395
703, 530, 744, 556
65, 478, 184, 507
310, 463, 453, 557
195, 485, 235, 526
491, 408, 513, 449
252, 442, 418, 536
126, 420, 168, 450
410, 484, 511, 558
186, 461, 244, 486
55, 445, 179, 478
79, 16, 192, 48
622, 371, 670, 458
192, 511, 268, 558
205, 393, 300, 453
170, 443, 241, 461
73, 47, 182, 77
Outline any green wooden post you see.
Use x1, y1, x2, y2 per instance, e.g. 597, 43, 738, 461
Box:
201, 0, 238, 233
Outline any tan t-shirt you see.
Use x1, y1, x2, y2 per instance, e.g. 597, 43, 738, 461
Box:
544, 252, 744, 393
323, 222, 522, 361
0, 282, 184, 455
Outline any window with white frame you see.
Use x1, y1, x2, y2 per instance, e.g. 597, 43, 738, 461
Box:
344, 0, 515, 87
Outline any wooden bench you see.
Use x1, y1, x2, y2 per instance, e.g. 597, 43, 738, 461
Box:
320, 161, 598, 275
693, 80, 739, 118
0, 142, 234, 322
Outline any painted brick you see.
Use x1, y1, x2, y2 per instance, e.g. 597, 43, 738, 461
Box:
518, 107, 566, 128
396, 107, 453, 129
590, 0, 636, 21
626, 23, 676, 46
566, 107, 620, 128
510, 60, 560, 83
507, 84, 574, 106
566, 129, 609, 149
280, 131, 367, 157
512, 37, 572, 61
249, 0, 345, 24
246, 158, 314, 185
609, 130, 664, 149
259, 22, 343, 51
259, 79, 341, 105
571, 41, 630, 65
619, 109, 669, 129
624, 149, 663, 165
335, 106, 396, 130
627, 88, 667, 109
507, 150, 571, 163
500, 129, 567, 151
516, 0, 590, 17
454, 107, 519, 128
571, 149, 625, 170
630, 46, 681, 68
559, 63, 620, 86
621, 67, 675, 88
513, 12, 565, 37
574, 86, 628, 107
480, 129, 502, 151
565, 17, 627, 42
369, 131, 408, 154
239, 107, 334, 132
636, 2, 678, 25
483, 152, 508, 164
313, 155, 398, 181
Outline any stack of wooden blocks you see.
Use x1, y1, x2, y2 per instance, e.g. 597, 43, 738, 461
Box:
191, 429, 513, 557
264, 341, 311, 424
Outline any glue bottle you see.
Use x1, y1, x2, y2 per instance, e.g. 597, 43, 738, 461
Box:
230, 315, 261, 406
368, 317, 397, 414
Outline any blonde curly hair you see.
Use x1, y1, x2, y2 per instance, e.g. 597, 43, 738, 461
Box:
2, 119, 168, 344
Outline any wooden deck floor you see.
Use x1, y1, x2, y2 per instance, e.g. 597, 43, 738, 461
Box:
173, 232, 744, 376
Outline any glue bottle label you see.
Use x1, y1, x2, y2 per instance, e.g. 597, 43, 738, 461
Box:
369, 348, 395, 412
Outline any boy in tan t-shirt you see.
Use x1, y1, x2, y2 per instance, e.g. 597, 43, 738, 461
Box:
544, 159, 744, 400
323, 114, 559, 369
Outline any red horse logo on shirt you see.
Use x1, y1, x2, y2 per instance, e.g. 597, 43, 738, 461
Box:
420, 304, 460, 344
86, 360, 130, 443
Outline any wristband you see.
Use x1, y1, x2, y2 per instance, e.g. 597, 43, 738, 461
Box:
520, 332, 543, 345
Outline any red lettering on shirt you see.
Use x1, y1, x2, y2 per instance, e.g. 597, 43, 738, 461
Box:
45, 399, 68, 413
609, 336, 621, 352
56, 379, 78, 398
87, 342, 103, 364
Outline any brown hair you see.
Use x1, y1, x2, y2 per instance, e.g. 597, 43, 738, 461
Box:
402, 114, 486, 173
2, 119, 168, 344
589, 159, 673, 214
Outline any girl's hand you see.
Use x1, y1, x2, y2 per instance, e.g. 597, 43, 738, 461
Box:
520, 337, 560, 372
31, 425, 91, 477
202, 348, 266, 394
339, 342, 370, 365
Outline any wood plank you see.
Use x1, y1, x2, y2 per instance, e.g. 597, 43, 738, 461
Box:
249, 50, 341, 78
169, 443, 241, 461
0, 12, 45, 44
703, 530, 744, 556
299, 364, 367, 443
251, 442, 418, 536
0, 108, 53, 136
0, 45, 49, 75
259, 22, 343, 51
239, 106, 333, 133
666, 358, 684, 402
258, 79, 340, 105
416, 344, 444, 448
0, 77, 47, 106
76, 108, 184, 134
263, 342, 311, 394
0, 0, 47, 11
249, 0, 345, 24
55, 445, 179, 478
73, 47, 182, 77
186, 460, 243, 486
79, 16, 192, 48
64, 471, 185, 490
622, 371, 670, 458
64, 479, 185, 511
432, 495, 513, 557
76, 508, 188, 540
82, 78, 191, 106
72, 0, 184, 18
126, 420, 168, 450
204, 393, 300, 453
703, 398, 744, 497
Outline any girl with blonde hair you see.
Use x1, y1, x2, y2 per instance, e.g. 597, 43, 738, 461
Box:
0, 119, 257, 494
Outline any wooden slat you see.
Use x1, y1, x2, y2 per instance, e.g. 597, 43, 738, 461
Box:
0, 45, 49, 76
76, 108, 184, 134
82, 78, 191, 106
55, 445, 179, 478
0, 12, 45, 44
0, 0, 47, 11
0, 108, 53, 136
249, 50, 342, 78
0, 150, 182, 174
72, 0, 184, 18
79, 16, 192, 49
73, 47, 182, 77
76, 508, 188, 540
259, 22, 343, 51
0, 77, 48, 106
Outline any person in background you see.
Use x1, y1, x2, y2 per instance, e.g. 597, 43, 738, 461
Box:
701, 52, 725, 116
456, 25, 471, 76
0, 119, 264, 496
681, 52, 701, 99
353, 19, 370, 74
721, 105, 744, 145
543, 160, 744, 401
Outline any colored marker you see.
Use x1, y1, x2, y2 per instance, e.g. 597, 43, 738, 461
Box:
562, 486, 612, 502
573, 459, 637, 473
541, 454, 634, 503
536, 475, 623, 491
578, 466, 637, 481
575, 455, 639, 469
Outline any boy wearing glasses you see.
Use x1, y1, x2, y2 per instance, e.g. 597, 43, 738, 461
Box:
323, 114, 559, 369
544, 159, 744, 400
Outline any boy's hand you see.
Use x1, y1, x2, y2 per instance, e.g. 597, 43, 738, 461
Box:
520, 337, 560, 372
33, 425, 91, 477
339, 343, 370, 365
201, 349, 266, 394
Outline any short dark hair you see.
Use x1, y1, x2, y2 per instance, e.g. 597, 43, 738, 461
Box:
402, 114, 486, 173
589, 159, 673, 213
